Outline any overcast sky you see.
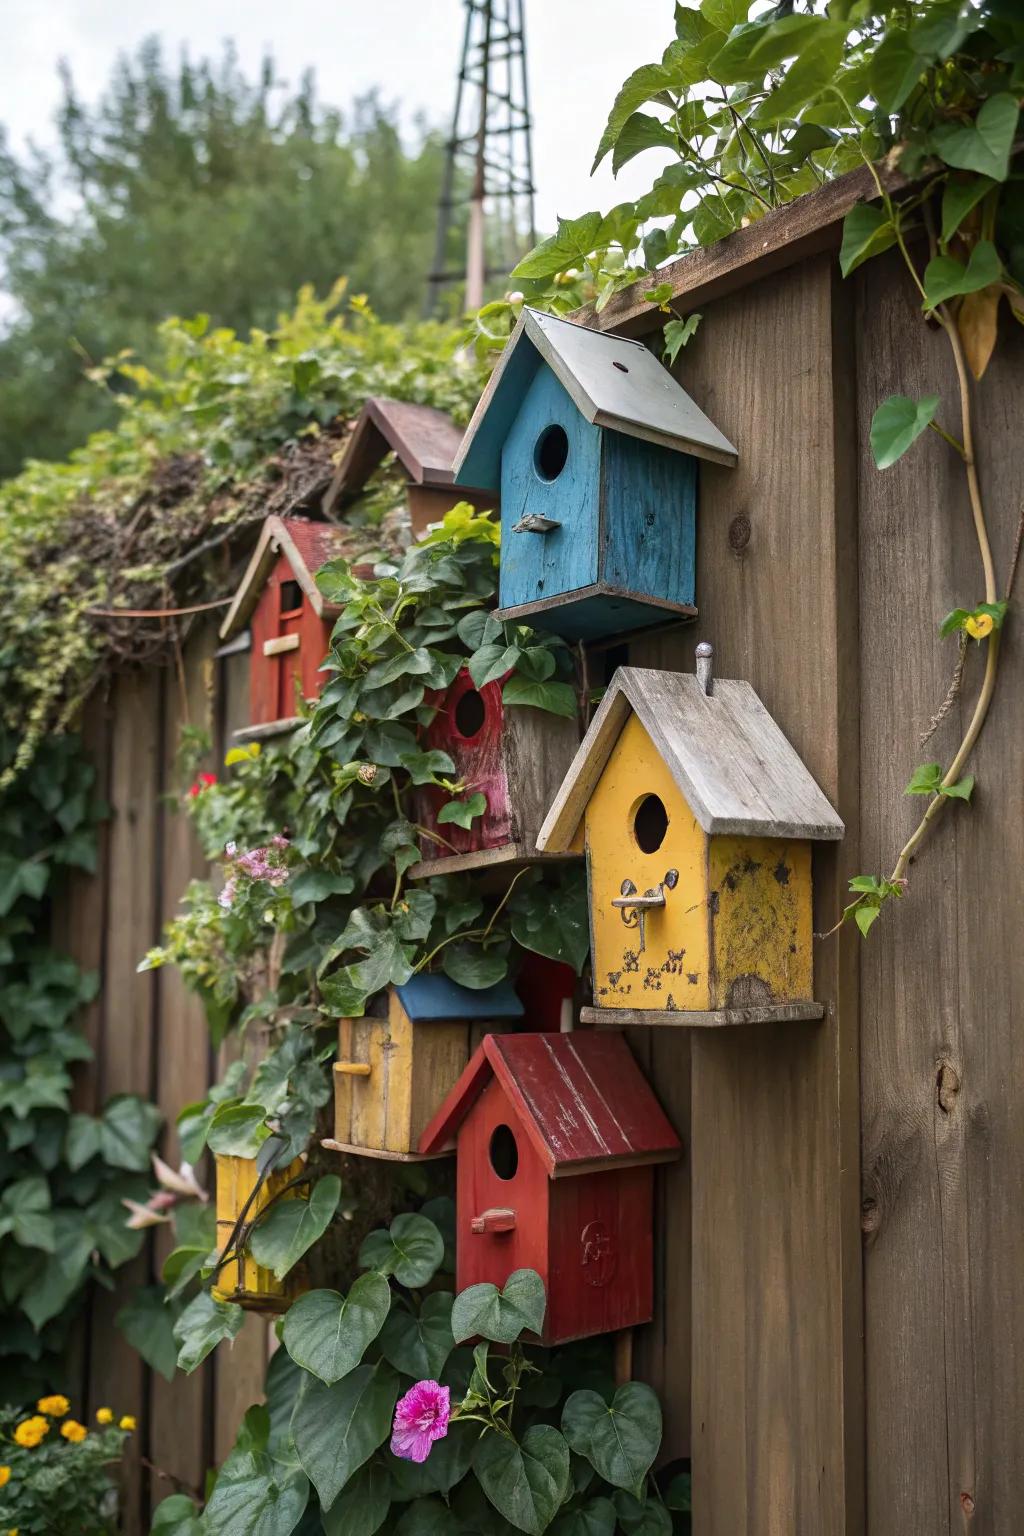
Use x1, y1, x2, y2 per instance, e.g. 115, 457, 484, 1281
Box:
1, 0, 677, 236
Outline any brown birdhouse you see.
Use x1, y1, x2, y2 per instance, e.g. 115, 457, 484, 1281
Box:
322, 396, 495, 540
418, 1031, 680, 1345
219, 516, 356, 739
211, 1153, 307, 1313
412, 666, 579, 877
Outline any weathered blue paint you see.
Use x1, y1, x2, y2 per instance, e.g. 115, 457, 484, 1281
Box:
395, 973, 524, 1022
600, 428, 697, 608
498, 588, 693, 642
499, 367, 602, 609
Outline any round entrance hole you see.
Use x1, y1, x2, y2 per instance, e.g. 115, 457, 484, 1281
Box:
489, 1124, 519, 1181
454, 687, 486, 739
632, 793, 669, 854
534, 423, 569, 482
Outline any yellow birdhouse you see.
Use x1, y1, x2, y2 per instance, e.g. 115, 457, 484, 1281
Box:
212, 1152, 307, 1312
322, 975, 525, 1162
537, 652, 844, 1026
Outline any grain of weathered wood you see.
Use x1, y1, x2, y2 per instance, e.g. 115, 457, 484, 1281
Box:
148, 630, 217, 1513
581, 1003, 825, 1027
89, 672, 162, 1535
857, 250, 1024, 1536
617, 254, 862, 1534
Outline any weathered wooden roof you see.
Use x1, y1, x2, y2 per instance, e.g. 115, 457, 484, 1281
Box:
395, 973, 523, 1023
219, 516, 352, 640
322, 396, 473, 513
454, 307, 738, 491
537, 666, 844, 847
417, 1030, 681, 1176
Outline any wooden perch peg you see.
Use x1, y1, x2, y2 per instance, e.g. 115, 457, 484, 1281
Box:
470, 1207, 517, 1235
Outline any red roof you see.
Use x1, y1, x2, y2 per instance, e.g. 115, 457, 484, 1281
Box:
418, 1031, 681, 1177
280, 517, 353, 578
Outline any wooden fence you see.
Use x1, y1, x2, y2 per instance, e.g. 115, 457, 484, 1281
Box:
59, 166, 1024, 1535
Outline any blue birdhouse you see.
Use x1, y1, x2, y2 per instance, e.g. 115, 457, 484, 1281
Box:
454, 308, 738, 641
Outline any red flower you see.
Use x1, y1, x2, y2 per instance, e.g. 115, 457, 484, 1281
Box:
188, 773, 217, 799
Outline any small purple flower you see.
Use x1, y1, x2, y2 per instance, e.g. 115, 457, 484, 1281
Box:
225, 841, 237, 857
271, 833, 290, 850
390, 1380, 450, 1463
218, 878, 237, 910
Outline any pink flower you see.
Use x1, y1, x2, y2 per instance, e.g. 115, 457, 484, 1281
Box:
270, 833, 290, 850
218, 878, 237, 910
390, 1380, 450, 1463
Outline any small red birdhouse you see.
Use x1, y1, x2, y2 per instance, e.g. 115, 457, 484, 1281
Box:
220, 516, 355, 738
412, 667, 579, 877
418, 1031, 680, 1344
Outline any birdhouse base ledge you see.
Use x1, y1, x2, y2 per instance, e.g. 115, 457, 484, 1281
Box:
320, 1137, 452, 1163
580, 1002, 827, 1028
494, 584, 697, 644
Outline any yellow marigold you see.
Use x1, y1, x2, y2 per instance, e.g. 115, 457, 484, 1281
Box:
119, 1415, 137, 1432
36, 1395, 69, 1417
60, 1420, 87, 1444
13, 1417, 49, 1448
0, 1467, 9, 1488
96, 1408, 114, 1425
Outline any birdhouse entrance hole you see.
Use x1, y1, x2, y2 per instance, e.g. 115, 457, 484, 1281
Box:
489, 1123, 519, 1180
454, 688, 487, 739
632, 794, 669, 854
534, 423, 569, 482
280, 579, 302, 613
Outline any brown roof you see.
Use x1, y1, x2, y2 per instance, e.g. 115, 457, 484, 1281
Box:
322, 397, 470, 513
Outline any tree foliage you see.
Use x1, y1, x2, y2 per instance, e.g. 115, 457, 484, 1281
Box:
0, 38, 458, 475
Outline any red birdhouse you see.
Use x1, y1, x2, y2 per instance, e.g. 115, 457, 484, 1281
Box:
418, 1031, 680, 1344
412, 667, 579, 877
220, 516, 356, 738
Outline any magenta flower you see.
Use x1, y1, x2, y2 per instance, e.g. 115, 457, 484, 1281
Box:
390, 1380, 451, 1463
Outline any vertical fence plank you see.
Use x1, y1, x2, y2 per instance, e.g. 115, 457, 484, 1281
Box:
148, 631, 217, 1513
87, 671, 163, 1535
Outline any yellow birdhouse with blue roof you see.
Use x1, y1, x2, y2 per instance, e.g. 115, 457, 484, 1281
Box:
537, 649, 844, 1026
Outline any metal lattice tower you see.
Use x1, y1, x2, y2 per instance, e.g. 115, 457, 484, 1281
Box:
426, 0, 536, 316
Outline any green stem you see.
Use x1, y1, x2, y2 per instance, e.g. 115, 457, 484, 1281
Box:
927, 419, 966, 458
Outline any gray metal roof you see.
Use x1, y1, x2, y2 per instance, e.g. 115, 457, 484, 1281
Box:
537, 666, 844, 847
454, 308, 738, 491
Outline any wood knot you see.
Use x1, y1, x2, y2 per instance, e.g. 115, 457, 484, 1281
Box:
728, 514, 751, 554
860, 1196, 881, 1234
960, 1490, 976, 1518
936, 1058, 962, 1114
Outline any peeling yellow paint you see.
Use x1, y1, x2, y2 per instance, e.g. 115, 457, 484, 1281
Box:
212, 1153, 304, 1309
708, 836, 813, 1008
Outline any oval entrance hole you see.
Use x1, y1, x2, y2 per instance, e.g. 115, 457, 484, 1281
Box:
534, 423, 569, 482
454, 688, 486, 739
489, 1124, 519, 1181
633, 793, 668, 854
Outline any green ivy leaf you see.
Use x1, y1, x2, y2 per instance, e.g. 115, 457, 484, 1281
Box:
392, 1498, 459, 1536
288, 869, 356, 905
941, 176, 996, 245
941, 774, 975, 801
358, 1213, 445, 1287
611, 112, 679, 175
854, 903, 882, 938
173, 1291, 244, 1373
379, 1292, 455, 1379
281, 1274, 391, 1384
562, 1383, 662, 1494
551, 1498, 618, 1536
905, 762, 943, 796
474, 1424, 571, 1536
321, 1460, 393, 1536
839, 204, 897, 278
116, 1284, 180, 1381
437, 792, 487, 829
501, 677, 577, 719
451, 1268, 546, 1344
513, 213, 605, 279
869, 32, 924, 114
203, 1445, 308, 1536
291, 1362, 400, 1512
0, 1175, 54, 1251
100, 1094, 162, 1171
869, 394, 940, 469
933, 93, 1020, 183
398, 749, 457, 786
150, 1494, 202, 1536
249, 1175, 341, 1280
662, 314, 701, 366
590, 67, 675, 174
611, 1489, 673, 1536
442, 943, 509, 990
207, 1101, 270, 1158
922, 240, 1001, 310
469, 643, 520, 689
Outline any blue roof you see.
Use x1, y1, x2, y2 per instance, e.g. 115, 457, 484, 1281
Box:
395, 973, 524, 1023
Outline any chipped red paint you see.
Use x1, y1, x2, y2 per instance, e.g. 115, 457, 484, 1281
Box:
415, 667, 513, 857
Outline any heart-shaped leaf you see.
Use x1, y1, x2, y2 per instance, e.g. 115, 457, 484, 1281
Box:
473, 1424, 571, 1535
839, 204, 896, 278
320, 1459, 392, 1536
442, 943, 509, 990
202, 1449, 308, 1536
248, 1175, 340, 1280
387, 1421, 477, 1500
392, 1498, 458, 1536
869, 394, 939, 469
611, 1489, 672, 1536
562, 1383, 662, 1493
501, 677, 577, 719
358, 1214, 445, 1288
933, 92, 1019, 182
173, 1291, 244, 1374
551, 1497, 617, 1536
282, 1275, 391, 1384
379, 1292, 455, 1379
291, 1362, 399, 1512
451, 1268, 546, 1344
922, 240, 1001, 310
